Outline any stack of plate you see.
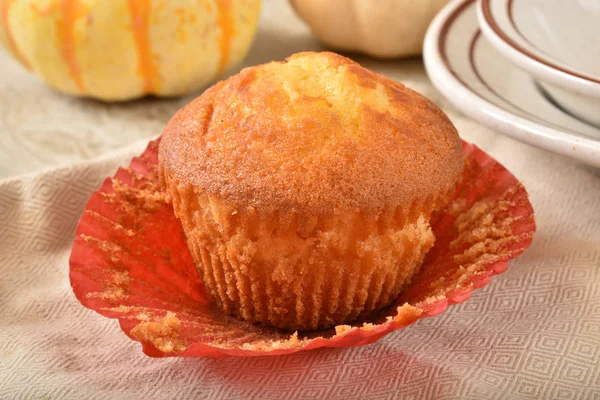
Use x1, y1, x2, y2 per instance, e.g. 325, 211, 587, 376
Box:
423, 0, 600, 167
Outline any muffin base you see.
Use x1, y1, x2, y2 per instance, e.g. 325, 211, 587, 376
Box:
164, 184, 436, 331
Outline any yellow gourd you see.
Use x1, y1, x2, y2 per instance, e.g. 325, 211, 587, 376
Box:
290, 0, 449, 59
0, 0, 261, 101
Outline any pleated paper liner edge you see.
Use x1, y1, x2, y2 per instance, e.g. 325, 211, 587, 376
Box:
69, 139, 535, 358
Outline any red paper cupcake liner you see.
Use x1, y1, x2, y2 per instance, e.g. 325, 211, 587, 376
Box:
69, 139, 535, 358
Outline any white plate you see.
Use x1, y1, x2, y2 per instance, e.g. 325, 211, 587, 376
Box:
423, 0, 600, 168
477, 0, 600, 127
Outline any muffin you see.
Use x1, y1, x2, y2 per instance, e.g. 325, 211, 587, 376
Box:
159, 52, 463, 331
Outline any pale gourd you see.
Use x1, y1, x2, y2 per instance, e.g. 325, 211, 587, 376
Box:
0, 0, 261, 101
290, 0, 450, 59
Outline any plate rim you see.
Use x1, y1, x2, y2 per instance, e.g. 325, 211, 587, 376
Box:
423, 0, 600, 168
477, 0, 600, 98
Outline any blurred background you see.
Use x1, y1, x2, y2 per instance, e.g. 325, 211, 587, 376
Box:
0, 0, 450, 178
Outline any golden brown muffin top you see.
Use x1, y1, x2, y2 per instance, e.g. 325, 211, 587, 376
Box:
160, 52, 463, 214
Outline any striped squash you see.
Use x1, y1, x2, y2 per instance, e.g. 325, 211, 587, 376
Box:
0, 0, 261, 101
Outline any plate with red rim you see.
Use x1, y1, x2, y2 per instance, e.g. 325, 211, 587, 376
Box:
423, 0, 600, 168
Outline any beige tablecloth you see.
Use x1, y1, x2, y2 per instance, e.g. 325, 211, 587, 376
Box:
1, 1, 599, 399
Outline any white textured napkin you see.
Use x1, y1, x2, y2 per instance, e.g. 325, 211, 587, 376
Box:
2, 108, 599, 399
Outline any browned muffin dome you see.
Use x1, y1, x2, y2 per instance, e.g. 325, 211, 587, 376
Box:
160, 52, 462, 216
159, 52, 463, 331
